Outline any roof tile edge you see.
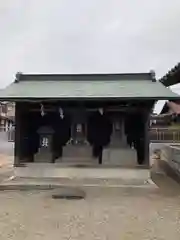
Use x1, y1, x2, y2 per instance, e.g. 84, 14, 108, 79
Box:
159, 62, 180, 86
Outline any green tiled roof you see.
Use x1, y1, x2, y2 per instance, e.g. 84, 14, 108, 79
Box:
0, 73, 179, 100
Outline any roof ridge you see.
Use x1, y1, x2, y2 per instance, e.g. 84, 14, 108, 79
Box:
14, 72, 153, 82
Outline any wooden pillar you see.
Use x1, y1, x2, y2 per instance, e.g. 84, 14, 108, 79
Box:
144, 110, 150, 166
14, 102, 25, 166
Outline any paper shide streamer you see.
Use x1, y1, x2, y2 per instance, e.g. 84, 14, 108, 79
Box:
40, 104, 45, 116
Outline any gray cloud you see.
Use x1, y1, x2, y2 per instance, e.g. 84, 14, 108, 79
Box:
0, 0, 180, 87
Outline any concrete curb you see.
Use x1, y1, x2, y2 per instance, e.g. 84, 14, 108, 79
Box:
157, 160, 180, 184
0, 180, 157, 191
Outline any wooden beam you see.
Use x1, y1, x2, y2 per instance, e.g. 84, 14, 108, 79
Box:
144, 110, 150, 166
14, 102, 26, 166
14, 103, 21, 166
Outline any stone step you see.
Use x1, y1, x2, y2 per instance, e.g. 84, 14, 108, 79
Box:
0, 175, 156, 191
13, 165, 150, 182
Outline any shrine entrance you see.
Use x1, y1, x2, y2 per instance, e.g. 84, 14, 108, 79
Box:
14, 100, 152, 167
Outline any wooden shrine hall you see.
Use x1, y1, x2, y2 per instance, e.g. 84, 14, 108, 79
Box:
0, 71, 178, 169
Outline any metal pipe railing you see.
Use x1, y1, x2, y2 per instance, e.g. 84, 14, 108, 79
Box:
150, 128, 180, 142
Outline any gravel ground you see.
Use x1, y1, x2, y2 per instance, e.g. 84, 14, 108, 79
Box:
0, 187, 180, 240
0, 141, 179, 239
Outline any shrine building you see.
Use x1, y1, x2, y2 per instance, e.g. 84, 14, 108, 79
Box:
0, 72, 178, 169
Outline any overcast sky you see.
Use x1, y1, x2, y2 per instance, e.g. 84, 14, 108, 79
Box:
0, 0, 180, 88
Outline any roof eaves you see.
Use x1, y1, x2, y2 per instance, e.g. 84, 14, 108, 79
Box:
159, 62, 180, 87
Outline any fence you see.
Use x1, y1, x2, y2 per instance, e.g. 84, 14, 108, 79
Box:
150, 128, 180, 142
